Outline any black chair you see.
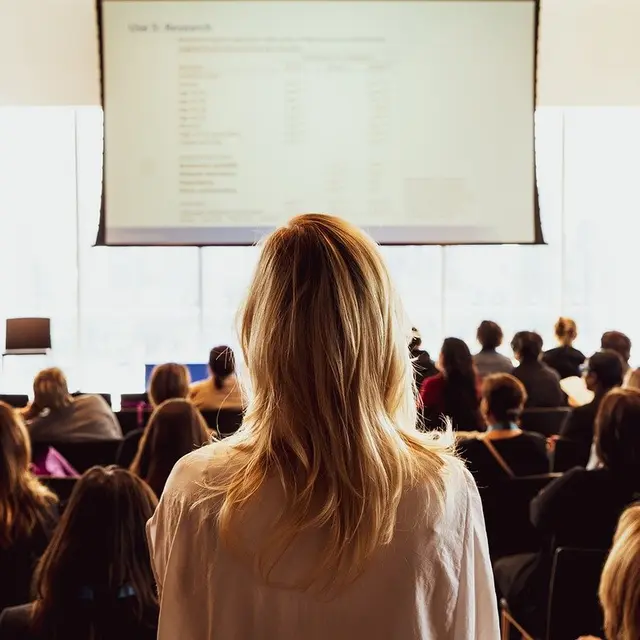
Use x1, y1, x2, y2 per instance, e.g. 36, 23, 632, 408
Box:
520, 408, 571, 437
552, 437, 590, 472
546, 547, 607, 640
200, 409, 243, 437
40, 476, 78, 504
33, 440, 121, 474
120, 392, 149, 409
116, 410, 151, 435
480, 473, 561, 560
115, 429, 144, 469
71, 391, 112, 407
0, 394, 29, 408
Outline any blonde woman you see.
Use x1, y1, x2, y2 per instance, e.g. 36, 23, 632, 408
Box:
24, 368, 122, 443
542, 317, 586, 379
148, 215, 499, 639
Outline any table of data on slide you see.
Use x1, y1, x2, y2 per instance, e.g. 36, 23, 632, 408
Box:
102, 0, 536, 244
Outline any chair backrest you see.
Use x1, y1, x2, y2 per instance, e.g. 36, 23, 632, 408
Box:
546, 547, 607, 640
200, 408, 243, 437
552, 437, 590, 472
71, 392, 112, 407
480, 473, 562, 560
120, 392, 149, 409
0, 393, 29, 408
520, 407, 571, 437
37, 440, 121, 473
115, 410, 151, 435
40, 476, 78, 504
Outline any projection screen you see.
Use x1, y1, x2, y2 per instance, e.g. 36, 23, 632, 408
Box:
98, 0, 540, 246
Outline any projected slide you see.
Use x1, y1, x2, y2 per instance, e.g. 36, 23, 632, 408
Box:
100, 0, 538, 245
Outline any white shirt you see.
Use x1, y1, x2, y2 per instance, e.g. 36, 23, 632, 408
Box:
148, 440, 499, 640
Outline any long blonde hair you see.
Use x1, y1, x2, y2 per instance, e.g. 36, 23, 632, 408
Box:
209, 214, 449, 589
599, 504, 640, 640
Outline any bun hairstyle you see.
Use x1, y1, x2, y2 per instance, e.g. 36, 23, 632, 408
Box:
555, 317, 577, 346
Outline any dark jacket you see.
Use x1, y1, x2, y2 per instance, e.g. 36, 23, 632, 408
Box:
559, 396, 603, 463
411, 349, 438, 389
512, 361, 565, 408
542, 346, 586, 380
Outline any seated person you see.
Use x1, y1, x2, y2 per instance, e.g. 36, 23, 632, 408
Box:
0, 466, 158, 639
601, 330, 632, 385
130, 399, 211, 497
594, 504, 640, 640
511, 331, 565, 408
473, 320, 514, 378
542, 317, 586, 379
419, 337, 484, 431
458, 374, 548, 486
0, 402, 58, 612
116, 363, 191, 469
24, 368, 122, 443
409, 327, 438, 389
190, 346, 244, 411
494, 387, 640, 637
560, 350, 624, 464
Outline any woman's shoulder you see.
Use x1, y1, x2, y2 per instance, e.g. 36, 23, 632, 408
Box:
0, 603, 35, 639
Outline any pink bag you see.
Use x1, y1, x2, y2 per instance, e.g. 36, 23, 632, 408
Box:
32, 447, 79, 477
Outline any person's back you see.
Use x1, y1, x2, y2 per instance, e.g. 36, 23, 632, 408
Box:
190, 374, 243, 411
542, 318, 585, 380
28, 394, 122, 443
474, 321, 513, 378
512, 361, 564, 408
150, 442, 496, 640
148, 215, 498, 640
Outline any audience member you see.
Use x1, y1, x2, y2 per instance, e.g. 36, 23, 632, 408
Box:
596, 504, 640, 640
0, 466, 158, 639
130, 399, 210, 497
473, 320, 514, 378
148, 215, 499, 638
511, 331, 565, 408
625, 367, 640, 390
560, 350, 624, 461
23, 368, 122, 443
458, 374, 548, 485
420, 337, 484, 430
409, 327, 438, 388
0, 402, 58, 612
601, 330, 632, 384
542, 317, 586, 379
148, 362, 190, 407
495, 387, 640, 636
189, 346, 244, 411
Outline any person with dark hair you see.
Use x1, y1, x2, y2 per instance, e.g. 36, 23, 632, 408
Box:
473, 320, 514, 378
601, 331, 632, 383
189, 346, 244, 411
0, 466, 159, 639
409, 327, 438, 388
560, 350, 625, 462
0, 402, 58, 612
494, 387, 640, 637
419, 337, 484, 430
511, 331, 565, 408
542, 317, 586, 379
130, 399, 211, 497
148, 363, 190, 408
458, 374, 548, 486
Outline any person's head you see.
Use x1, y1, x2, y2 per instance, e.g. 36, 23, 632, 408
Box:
477, 320, 504, 351
148, 362, 190, 407
32, 367, 71, 411
595, 387, 640, 473
511, 331, 543, 363
209, 346, 236, 390
481, 374, 527, 429
409, 327, 422, 352
33, 467, 158, 634
554, 317, 578, 347
0, 402, 56, 547
130, 399, 210, 497
585, 350, 625, 394
439, 337, 475, 378
227, 214, 448, 588
601, 331, 632, 365
599, 504, 640, 640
